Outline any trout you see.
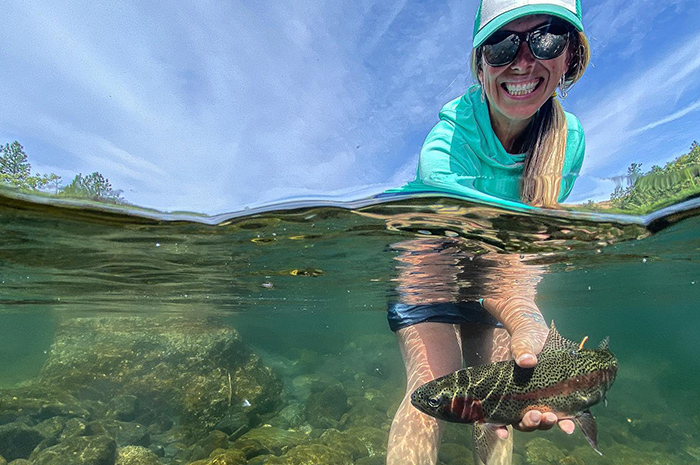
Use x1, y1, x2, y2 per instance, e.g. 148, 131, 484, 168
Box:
410, 322, 617, 463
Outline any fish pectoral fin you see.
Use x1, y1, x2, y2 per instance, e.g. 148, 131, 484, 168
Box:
472, 423, 506, 464
574, 409, 602, 455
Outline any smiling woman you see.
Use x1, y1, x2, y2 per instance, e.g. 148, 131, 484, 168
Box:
386, 1, 592, 464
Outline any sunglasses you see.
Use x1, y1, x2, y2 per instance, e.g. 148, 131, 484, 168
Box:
482, 21, 571, 67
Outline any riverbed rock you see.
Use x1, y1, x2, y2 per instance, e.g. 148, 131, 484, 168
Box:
524, 437, 565, 465
32, 435, 117, 465
187, 449, 247, 465
319, 428, 368, 460
0, 422, 44, 461
265, 443, 353, 465
116, 445, 162, 465
306, 384, 348, 428
38, 317, 282, 432
232, 426, 309, 458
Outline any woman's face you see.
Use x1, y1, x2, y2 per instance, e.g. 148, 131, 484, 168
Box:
478, 15, 571, 126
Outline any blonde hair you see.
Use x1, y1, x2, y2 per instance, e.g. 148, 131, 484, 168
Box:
471, 31, 590, 207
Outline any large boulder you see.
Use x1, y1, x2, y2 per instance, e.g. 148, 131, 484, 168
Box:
38, 317, 282, 431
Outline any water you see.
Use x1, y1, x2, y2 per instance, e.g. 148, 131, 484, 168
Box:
0, 190, 699, 464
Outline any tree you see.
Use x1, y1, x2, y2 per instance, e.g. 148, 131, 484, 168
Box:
60, 172, 123, 203
0, 141, 31, 185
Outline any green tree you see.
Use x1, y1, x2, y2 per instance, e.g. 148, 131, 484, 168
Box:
60, 172, 123, 203
0, 141, 32, 185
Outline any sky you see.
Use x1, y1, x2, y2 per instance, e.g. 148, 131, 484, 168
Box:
2, 0, 700, 214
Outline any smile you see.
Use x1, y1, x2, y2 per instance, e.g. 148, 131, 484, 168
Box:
502, 79, 542, 96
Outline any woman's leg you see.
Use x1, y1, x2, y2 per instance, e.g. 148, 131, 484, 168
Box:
387, 322, 463, 465
461, 325, 514, 465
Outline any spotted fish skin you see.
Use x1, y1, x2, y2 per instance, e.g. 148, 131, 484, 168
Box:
410, 322, 617, 461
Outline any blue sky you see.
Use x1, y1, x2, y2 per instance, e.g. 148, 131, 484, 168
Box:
2, 0, 700, 213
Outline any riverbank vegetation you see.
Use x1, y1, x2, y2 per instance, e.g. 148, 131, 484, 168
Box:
0, 141, 124, 203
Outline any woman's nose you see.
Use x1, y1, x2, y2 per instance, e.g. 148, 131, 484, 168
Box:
511, 41, 536, 70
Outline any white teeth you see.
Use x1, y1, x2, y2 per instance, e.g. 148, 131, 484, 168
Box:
504, 80, 539, 96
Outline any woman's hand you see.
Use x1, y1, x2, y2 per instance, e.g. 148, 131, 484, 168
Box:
481, 296, 577, 439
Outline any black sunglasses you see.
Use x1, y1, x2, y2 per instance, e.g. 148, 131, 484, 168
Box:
482, 21, 571, 67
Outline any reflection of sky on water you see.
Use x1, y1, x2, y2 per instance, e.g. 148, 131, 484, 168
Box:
1, 0, 699, 213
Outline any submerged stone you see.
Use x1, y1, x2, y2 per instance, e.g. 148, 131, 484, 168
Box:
0, 422, 44, 461
32, 435, 117, 465
38, 316, 282, 432
187, 430, 230, 461
438, 442, 473, 464
524, 438, 565, 465
116, 445, 162, 465
306, 384, 348, 428
342, 427, 388, 457
319, 428, 368, 460
264, 443, 353, 465
232, 426, 309, 457
187, 448, 246, 465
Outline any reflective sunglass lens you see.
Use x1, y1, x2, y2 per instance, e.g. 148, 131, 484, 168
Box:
482, 35, 519, 67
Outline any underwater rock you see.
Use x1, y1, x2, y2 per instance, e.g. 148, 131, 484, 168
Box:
187, 430, 230, 461
32, 435, 117, 465
213, 405, 250, 438
60, 417, 88, 439
319, 428, 369, 460
109, 395, 140, 422
103, 420, 150, 448
342, 427, 388, 457
0, 422, 44, 461
354, 456, 386, 465
0, 456, 5, 465
557, 456, 585, 465
0, 386, 89, 425
34, 416, 66, 440
7, 460, 32, 465
524, 438, 565, 465
264, 443, 353, 465
116, 445, 162, 465
306, 384, 348, 428
438, 442, 474, 465
268, 403, 306, 430
232, 426, 308, 458
589, 443, 679, 465
338, 400, 389, 429
187, 448, 246, 465
38, 316, 282, 431
289, 374, 340, 403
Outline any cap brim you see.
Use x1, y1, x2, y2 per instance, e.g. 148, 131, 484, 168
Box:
473, 5, 584, 48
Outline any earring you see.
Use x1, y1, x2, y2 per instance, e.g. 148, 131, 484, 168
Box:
558, 75, 568, 99
480, 83, 486, 103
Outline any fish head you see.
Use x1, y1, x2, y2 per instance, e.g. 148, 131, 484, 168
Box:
410, 370, 484, 423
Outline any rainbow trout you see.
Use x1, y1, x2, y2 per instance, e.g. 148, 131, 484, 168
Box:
411, 322, 617, 463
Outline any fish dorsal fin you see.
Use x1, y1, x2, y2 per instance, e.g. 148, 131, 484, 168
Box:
542, 321, 579, 352
597, 336, 610, 350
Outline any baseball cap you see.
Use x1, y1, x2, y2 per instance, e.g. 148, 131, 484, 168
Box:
473, 0, 584, 48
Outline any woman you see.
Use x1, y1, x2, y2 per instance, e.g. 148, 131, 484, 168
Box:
386, 0, 590, 464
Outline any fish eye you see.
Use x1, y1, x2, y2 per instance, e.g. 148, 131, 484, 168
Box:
569, 349, 578, 357
427, 396, 441, 408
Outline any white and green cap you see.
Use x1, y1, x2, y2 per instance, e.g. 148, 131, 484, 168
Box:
473, 0, 584, 48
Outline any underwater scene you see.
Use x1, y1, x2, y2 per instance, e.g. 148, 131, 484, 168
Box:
1, 191, 699, 465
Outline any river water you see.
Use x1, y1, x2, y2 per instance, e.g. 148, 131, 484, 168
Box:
0, 191, 698, 464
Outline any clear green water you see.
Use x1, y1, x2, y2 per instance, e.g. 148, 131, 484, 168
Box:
0, 192, 699, 464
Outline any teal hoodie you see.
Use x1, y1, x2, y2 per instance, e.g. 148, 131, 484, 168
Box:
391, 85, 585, 208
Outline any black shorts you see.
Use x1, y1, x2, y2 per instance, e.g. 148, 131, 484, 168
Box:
387, 301, 503, 332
